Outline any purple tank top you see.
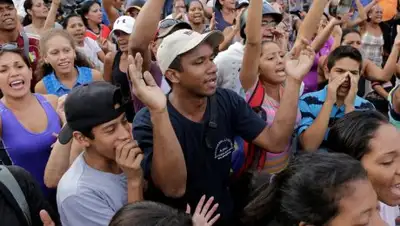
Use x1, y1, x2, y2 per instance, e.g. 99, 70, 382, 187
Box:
303, 37, 334, 94
0, 94, 61, 197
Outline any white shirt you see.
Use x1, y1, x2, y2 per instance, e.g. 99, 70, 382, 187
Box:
380, 202, 399, 226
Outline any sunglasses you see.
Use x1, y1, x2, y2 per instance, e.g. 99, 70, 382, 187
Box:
0, 43, 18, 51
158, 19, 180, 29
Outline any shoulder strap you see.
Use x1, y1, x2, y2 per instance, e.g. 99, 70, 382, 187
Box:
20, 32, 30, 62
0, 166, 31, 226
205, 94, 218, 149
248, 80, 265, 108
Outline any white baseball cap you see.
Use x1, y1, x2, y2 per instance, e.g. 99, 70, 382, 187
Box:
110, 16, 135, 36
156, 29, 224, 74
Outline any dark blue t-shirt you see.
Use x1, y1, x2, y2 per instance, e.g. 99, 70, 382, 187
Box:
133, 88, 266, 225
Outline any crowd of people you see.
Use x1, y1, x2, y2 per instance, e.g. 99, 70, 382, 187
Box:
1, 0, 400, 225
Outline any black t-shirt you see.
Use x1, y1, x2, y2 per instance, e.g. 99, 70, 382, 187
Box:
133, 88, 267, 225
0, 166, 60, 226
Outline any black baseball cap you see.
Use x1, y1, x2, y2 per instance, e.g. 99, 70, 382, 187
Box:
58, 81, 127, 145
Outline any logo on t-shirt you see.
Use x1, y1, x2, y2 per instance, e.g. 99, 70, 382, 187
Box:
214, 138, 234, 160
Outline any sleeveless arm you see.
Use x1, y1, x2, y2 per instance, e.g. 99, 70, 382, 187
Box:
34, 80, 48, 94
103, 52, 116, 82
91, 69, 104, 81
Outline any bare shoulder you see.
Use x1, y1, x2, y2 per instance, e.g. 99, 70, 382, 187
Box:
92, 69, 104, 81
43, 94, 58, 109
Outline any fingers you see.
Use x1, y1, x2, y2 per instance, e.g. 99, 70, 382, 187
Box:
40, 210, 55, 226
208, 213, 221, 225
143, 71, 157, 87
204, 203, 219, 221
200, 196, 214, 216
115, 139, 131, 161
186, 204, 191, 214
128, 54, 146, 91
195, 195, 206, 214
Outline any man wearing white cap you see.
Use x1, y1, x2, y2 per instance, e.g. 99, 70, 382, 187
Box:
130, 27, 308, 225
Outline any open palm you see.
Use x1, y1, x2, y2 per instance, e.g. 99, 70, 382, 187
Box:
285, 40, 315, 82
128, 53, 167, 113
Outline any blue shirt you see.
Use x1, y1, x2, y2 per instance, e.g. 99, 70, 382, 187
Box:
297, 86, 375, 144
42, 67, 93, 97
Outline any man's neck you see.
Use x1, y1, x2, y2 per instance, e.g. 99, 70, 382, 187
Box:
83, 150, 122, 174
169, 88, 208, 123
336, 98, 344, 107
0, 29, 19, 44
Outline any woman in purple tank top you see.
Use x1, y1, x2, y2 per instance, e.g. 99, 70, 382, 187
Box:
0, 47, 63, 204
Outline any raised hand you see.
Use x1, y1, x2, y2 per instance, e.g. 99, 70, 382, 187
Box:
209, 13, 216, 31
285, 38, 315, 82
186, 195, 220, 226
56, 94, 67, 125
115, 139, 144, 182
327, 73, 347, 103
394, 26, 400, 49
128, 53, 167, 113
344, 73, 360, 108
40, 210, 55, 226
233, 8, 245, 32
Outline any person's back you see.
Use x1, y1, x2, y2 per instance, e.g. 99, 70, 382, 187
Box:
0, 165, 59, 226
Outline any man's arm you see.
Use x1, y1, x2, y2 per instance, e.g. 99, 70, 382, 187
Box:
252, 77, 303, 153
129, 0, 164, 71
133, 108, 186, 198
298, 99, 334, 152
44, 139, 83, 188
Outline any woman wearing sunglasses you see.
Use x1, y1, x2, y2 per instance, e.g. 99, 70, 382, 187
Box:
0, 46, 63, 206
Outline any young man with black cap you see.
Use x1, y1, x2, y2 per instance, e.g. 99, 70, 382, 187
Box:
55, 82, 144, 226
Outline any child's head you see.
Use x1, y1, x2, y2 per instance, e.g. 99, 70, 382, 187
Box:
259, 41, 286, 85
37, 29, 92, 80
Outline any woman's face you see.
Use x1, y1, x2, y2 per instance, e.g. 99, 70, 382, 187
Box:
361, 123, 400, 206
188, 1, 204, 25
0, 52, 32, 98
342, 32, 362, 50
44, 35, 76, 75
114, 30, 130, 52
369, 6, 383, 24
66, 16, 86, 43
174, 0, 186, 14
328, 180, 385, 226
259, 42, 286, 85
219, 0, 235, 10
29, 0, 48, 19
85, 3, 103, 25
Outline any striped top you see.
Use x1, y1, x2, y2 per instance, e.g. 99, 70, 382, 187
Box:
297, 86, 375, 148
242, 81, 301, 173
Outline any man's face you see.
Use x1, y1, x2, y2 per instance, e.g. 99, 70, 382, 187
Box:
0, 3, 17, 31
167, 43, 218, 97
328, 57, 360, 98
84, 113, 132, 160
